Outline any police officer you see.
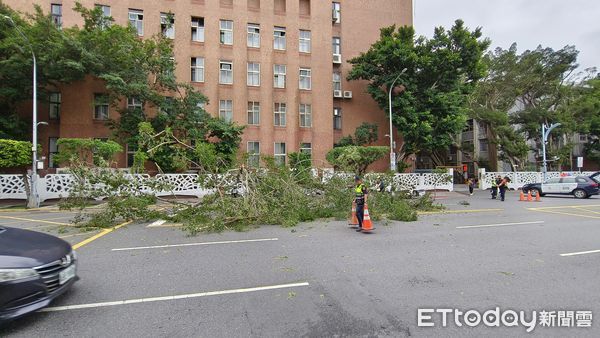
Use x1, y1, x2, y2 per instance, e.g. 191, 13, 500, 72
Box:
353, 176, 369, 232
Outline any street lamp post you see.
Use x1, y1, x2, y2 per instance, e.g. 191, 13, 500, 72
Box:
388, 68, 407, 172
2, 15, 40, 208
541, 122, 561, 182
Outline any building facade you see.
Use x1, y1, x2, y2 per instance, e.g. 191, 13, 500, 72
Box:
5, 0, 413, 172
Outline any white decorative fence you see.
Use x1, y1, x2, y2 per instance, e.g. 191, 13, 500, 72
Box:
1, 169, 454, 202
478, 169, 597, 190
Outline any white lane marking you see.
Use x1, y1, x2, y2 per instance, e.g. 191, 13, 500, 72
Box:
111, 238, 279, 251
40, 282, 309, 312
147, 219, 167, 227
456, 221, 544, 229
560, 249, 600, 257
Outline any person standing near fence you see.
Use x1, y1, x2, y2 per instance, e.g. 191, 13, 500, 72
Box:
491, 175, 501, 199
353, 176, 368, 232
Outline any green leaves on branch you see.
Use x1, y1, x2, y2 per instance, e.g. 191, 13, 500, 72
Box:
54, 138, 123, 167
335, 122, 379, 147
0, 139, 32, 168
326, 146, 388, 175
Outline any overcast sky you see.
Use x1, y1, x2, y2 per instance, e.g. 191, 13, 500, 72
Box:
413, 0, 600, 72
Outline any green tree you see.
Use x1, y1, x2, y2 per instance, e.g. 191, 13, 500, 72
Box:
570, 78, 600, 166
334, 122, 379, 147
0, 139, 32, 168
348, 20, 490, 166
326, 146, 388, 175
53, 138, 123, 167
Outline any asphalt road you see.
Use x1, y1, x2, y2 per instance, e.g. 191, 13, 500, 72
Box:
2, 189, 600, 337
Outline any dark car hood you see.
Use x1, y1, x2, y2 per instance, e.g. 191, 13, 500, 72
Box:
0, 227, 71, 268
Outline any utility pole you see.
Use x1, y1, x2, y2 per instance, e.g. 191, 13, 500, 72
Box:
541, 123, 561, 182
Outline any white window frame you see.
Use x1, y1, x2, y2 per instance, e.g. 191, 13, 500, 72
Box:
247, 23, 260, 48
51, 4, 62, 28
274, 102, 286, 127
49, 92, 61, 120
273, 26, 286, 50
247, 141, 260, 167
219, 61, 233, 84
191, 57, 205, 82
161, 13, 175, 39
97, 4, 111, 17
127, 97, 143, 110
299, 68, 312, 90
274, 142, 286, 166
219, 99, 233, 122
220, 20, 233, 45
299, 30, 311, 53
332, 37, 341, 55
333, 72, 342, 91
299, 103, 312, 127
191, 17, 205, 42
273, 64, 286, 88
126, 142, 137, 168
247, 101, 260, 125
128, 9, 144, 36
300, 142, 312, 156
333, 107, 342, 130
247, 62, 260, 86
332, 2, 341, 23
93, 94, 109, 120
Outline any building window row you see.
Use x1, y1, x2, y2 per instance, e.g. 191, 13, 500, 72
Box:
192, 61, 310, 89
246, 141, 312, 167
214, 100, 313, 128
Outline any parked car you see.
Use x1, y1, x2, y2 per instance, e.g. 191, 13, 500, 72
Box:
0, 227, 78, 325
522, 172, 600, 199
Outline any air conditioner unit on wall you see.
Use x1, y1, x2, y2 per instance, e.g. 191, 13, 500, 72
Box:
333, 90, 343, 98
343, 90, 352, 98
332, 54, 342, 64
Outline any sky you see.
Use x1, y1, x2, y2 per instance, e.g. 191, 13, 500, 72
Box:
413, 0, 600, 72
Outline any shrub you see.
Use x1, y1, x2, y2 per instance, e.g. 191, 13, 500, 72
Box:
0, 139, 32, 168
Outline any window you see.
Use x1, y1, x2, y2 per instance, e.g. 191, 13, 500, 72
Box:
300, 142, 312, 156
49, 92, 61, 120
299, 68, 311, 90
191, 57, 205, 82
219, 61, 233, 84
220, 20, 233, 45
273, 26, 286, 50
93, 94, 109, 120
332, 37, 341, 55
219, 100, 233, 122
274, 0, 286, 13
579, 134, 588, 142
273, 64, 286, 88
299, 0, 311, 16
160, 97, 175, 116
247, 141, 260, 167
299, 104, 312, 127
247, 24, 260, 48
479, 139, 488, 152
126, 142, 137, 168
51, 4, 62, 28
333, 72, 341, 91
274, 142, 286, 166
127, 97, 143, 111
545, 178, 560, 184
333, 107, 342, 130
191, 17, 205, 42
332, 2, 341, 23
96, 4, 111, 28
247, 101, 260, 125
247, 62, 260, 86
49, 137, 59, 168
561, 177, 576, 184
274, 102, 286, 126
299, 30, 311, 53
129, 9, 144, 36
161, 13, 175, 39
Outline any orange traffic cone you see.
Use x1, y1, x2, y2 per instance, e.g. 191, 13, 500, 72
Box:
535, 192, 541, 202
527, 191, 533, 202
519, 190, 525, 201
349, 202, 359, 226
361, 205, 374, 233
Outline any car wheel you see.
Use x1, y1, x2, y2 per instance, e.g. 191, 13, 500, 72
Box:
573, 189, 587, 199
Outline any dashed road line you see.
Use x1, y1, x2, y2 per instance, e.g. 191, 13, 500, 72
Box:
111, 238, 279, 252
40, 282, 310, 312
456, 221, 545, 229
